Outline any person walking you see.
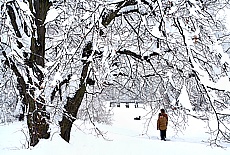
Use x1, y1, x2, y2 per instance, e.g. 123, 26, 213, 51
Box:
157, 112, 167, 141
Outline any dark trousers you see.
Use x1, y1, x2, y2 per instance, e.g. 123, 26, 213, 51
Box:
160, 130, 166, 140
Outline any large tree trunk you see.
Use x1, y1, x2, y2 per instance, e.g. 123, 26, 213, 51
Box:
59, 85, 87, 142
32, 0, 51, 67
5, 0, 51, 146
26, 0, 52, 146
59, 42, 92, 142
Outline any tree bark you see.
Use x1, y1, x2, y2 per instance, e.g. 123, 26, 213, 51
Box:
59, 85, 86, 142
5, 0, 51, 146
32, 0, 52, 67
59, 42, 92, 142
26, 0, 51, 146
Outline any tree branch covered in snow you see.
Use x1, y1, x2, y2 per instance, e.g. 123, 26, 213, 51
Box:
1, 0, 230, 147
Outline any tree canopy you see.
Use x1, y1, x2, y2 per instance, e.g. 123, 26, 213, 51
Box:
1, 0, 230, 147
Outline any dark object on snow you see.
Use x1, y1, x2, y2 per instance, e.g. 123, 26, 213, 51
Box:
19, 114, 24, 121
134, 116, 141, 120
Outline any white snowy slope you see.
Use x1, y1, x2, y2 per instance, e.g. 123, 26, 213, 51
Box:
0, 105, 229, 155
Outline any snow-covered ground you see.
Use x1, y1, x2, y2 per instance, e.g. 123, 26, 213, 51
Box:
0, 105, 229, 155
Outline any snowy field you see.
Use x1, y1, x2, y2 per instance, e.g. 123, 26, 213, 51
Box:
0, 105, 230, 155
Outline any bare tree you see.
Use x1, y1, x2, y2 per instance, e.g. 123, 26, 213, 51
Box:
97, 0, 230, 145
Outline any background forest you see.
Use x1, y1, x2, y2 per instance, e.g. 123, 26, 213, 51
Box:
1, 0, 230, 148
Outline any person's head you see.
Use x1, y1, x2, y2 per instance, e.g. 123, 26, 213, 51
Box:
158, 113, 162, 118
160, 109, 165, 113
